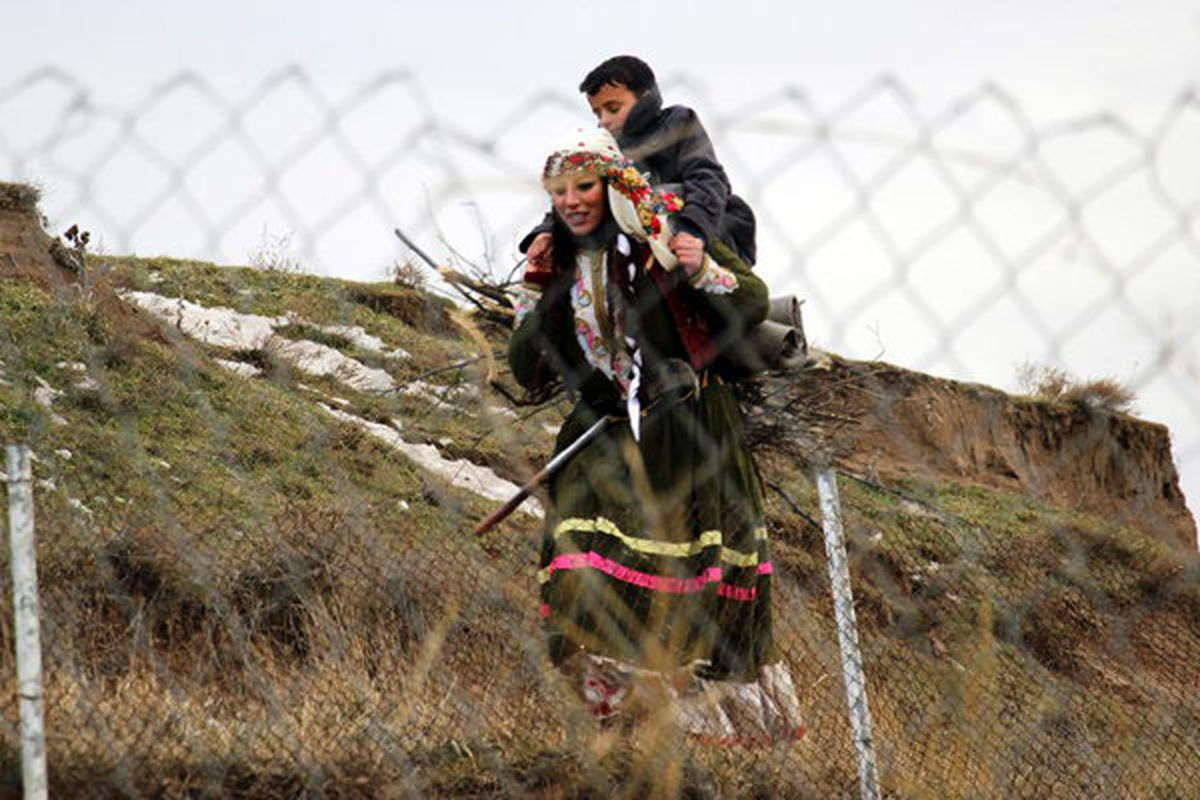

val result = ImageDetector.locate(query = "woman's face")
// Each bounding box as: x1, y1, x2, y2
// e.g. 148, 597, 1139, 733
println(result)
547, 171, 607, 236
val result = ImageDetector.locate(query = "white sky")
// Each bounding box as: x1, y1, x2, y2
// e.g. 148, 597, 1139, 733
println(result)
4, 1, 1198, 129
4, 1, 1200, 526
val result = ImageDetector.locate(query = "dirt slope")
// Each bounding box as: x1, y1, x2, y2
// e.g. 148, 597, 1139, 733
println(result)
799, 355, 1195, 549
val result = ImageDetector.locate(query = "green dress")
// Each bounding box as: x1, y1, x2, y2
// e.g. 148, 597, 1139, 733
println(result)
509, 236, 780, 686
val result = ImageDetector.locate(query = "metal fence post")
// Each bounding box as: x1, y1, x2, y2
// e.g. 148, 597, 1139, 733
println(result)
6, 444, 48, 800
815, 465, 881, 800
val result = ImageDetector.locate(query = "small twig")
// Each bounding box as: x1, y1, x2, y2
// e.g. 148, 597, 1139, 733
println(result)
461, 387, 565, 456
439, 265, 513, 306
395, 356, 484, 388
766, 480, 822, 531
514, 396, 568, 423
487, 376, 563, 408
836, 469, 973, 535
503, 255, 527, 286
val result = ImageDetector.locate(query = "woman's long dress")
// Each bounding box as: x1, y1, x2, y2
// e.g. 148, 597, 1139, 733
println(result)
509, 234, 803, 742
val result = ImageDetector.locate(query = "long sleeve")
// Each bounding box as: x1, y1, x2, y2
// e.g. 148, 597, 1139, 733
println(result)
670, 109, 731, 247
507, 271, 624, 415
632, 106, 730, 248
693, 242, 769, 357
508, 298, 547, 389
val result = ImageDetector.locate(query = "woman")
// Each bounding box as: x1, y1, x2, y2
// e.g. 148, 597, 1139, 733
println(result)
509, 128, 802, 743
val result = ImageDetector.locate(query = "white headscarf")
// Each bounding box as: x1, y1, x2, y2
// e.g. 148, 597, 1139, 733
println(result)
541, 127, 683, 270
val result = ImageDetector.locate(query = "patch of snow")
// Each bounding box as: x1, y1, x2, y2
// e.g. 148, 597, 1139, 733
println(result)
33, 388, 56, 410
33, 379, 66, 424
53, 449, 72, 460
396, 379, 478, 409
57, 362, 99, 390
123, 291, 408, 395
485, 405, 519, 421
33, 377, 61, 406
122, 291, 284, 350
314, 322, 410, 360
268, 338, 394, 393
321, 405, 542, 519
214, 358, 262, 377
68, 497, 92, 516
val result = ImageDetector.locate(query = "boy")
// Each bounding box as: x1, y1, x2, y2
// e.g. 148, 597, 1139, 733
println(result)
523, 55, 757, 274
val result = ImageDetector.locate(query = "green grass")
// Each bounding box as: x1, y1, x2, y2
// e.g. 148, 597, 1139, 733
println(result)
0, 255, 1196, 797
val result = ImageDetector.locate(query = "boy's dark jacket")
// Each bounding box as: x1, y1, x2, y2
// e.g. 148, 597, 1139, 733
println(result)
522, 86, 757, 264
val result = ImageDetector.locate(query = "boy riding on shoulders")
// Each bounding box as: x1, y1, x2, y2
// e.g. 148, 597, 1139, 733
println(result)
522, 55, 757, 278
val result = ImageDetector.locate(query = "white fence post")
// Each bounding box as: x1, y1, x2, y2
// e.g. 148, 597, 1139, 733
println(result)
815, 466, 881, 800
6, 444, 48, 800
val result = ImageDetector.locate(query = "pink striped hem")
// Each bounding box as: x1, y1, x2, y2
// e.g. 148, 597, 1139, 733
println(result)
545, 551, 769, 602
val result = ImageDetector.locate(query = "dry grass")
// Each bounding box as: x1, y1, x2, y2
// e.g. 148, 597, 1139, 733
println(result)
0, 238, 1197, 796
390, 259, 428, 291
1017, 362, 1137, 413
0, 181, 39, 212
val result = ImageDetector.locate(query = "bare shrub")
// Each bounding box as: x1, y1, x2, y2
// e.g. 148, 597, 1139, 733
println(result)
1016, 362, 1135, 413
390, 259, 427, 290
1016, 363, 1072, 400
0, 181, 40, 211
1061, 378, 1137, 413
248, 224, 303, 273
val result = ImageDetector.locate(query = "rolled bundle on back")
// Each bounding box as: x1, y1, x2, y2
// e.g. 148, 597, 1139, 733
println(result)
722, 295, 808, 375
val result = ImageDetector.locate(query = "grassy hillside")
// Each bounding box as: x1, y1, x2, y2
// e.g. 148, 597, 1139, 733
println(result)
1, 192, 1198, 797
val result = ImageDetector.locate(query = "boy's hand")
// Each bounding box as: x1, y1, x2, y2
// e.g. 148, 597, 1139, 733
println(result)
668, 232, 705, 275
525, 233, 554, 288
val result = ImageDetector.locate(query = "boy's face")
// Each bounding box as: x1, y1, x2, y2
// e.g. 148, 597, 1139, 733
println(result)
588, 83, 639, 136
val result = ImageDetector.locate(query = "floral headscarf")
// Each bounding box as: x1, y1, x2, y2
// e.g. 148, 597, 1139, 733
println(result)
542, 127, 683, 269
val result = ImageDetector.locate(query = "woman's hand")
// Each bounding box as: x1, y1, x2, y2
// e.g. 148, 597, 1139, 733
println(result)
668, 231, 705, 275
525, 232, 554, 288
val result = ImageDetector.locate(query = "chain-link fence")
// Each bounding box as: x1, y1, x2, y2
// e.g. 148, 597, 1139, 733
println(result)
1, 67, 1198, 797
4, 67, 1197, 513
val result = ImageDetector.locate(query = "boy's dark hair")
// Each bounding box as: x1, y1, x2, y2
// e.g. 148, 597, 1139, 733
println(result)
579, 56, 656, 96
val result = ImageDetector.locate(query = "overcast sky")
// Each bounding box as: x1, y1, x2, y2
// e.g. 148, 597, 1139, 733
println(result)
5, 1, 1199, 129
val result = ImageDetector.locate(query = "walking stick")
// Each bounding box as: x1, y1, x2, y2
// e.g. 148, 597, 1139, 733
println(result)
392, 229, 613, 534
393, 227, 441, 272
474, 415, 612, 536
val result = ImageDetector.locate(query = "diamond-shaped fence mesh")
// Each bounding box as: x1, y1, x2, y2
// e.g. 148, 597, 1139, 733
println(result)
1, 67, 1198, 797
